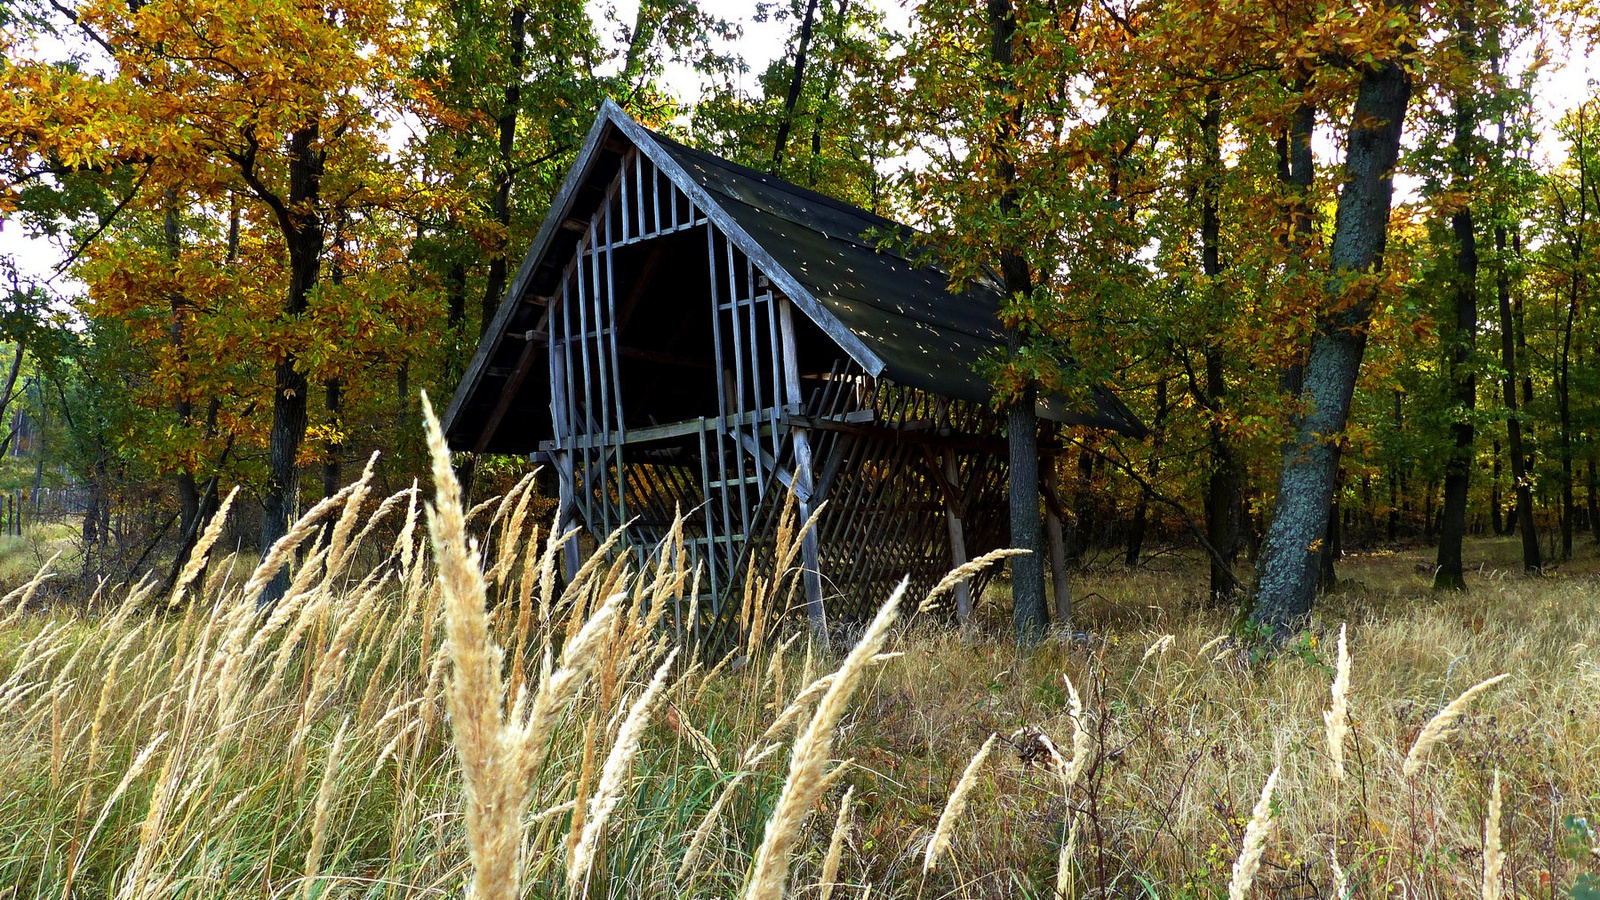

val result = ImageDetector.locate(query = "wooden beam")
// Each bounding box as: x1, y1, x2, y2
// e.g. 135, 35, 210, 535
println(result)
473, 337, 541, 453
1042, 461, 1071, 626
614, 242, 666, 332
779, 295, 827, 637
616, 346, 713, 369
940, 447, 972, 626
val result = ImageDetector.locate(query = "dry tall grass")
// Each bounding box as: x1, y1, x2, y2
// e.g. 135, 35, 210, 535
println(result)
1, 415, 1597, 898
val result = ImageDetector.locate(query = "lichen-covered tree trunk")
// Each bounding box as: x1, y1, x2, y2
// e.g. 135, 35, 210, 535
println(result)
1251, 52, 1412, 638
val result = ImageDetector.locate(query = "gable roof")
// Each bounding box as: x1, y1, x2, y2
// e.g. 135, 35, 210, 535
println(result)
442, 100, 1144, 451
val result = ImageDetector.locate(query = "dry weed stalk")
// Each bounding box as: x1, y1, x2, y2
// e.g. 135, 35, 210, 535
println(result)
1483, 769, 1503, 900
1328, 840, 1348, 899
422, 392, 618, 900
1055, 813, 1080, 900
1324, 624, 1351, 783
818, 785, 854, 900
1226, 767, 1279, 900
1139, 633, 1174, 664
743, 579, 905, 900
568, 648, 679, 891
923, 731, 997, 874
677, 744, 780, 883
166, 487, 239, 609
1402, 673, 1509, 777
302, 717, 350, 899
1063, 674, 1089, 787
917, 548, 1027, 614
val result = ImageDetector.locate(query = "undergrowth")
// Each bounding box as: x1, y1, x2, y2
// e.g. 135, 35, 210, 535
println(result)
0, 405, 1596, 899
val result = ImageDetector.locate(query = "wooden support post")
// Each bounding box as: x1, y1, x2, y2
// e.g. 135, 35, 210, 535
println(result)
555, 449, 581, 580
1041, 460, 1071, 628
939, 447, 973, 626
779, 295, 826, 638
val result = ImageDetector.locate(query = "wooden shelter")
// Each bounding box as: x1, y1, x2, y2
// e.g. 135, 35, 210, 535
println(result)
443, 101, 1142, 637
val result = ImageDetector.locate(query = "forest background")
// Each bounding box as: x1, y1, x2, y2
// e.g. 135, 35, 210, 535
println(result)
2, 0, 1600, 627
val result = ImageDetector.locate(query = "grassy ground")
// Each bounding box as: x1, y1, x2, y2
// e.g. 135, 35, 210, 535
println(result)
0, 521, 82, 588
1, 457, 1596, 900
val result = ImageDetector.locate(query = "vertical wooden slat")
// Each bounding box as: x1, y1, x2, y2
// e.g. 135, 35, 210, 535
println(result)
706, 225, 735, 581
724, 240, 751, 535
589, 216, 612, 535
697, 417, 718, 625
561, 279, 576, 447
635, 150, 646, 239
763, 288, 783, 465
603, 188, 628, 533
555, 449, 581, 580
620, 149, 632, 240
652, 160, 662, 235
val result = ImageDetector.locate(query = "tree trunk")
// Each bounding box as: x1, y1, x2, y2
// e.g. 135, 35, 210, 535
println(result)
323, 378, 343, 498
1042, 461, 1071, 626
1200, 91, 1241, 604
988, 0, 1047, 644
1252, 47, 1412, 637
165, 199, 202, 542
481, 3, 527, 335
258, 123, 324, 606
1434, 23, 1479, 589
1318, 459, 1342, 593
1126, 377, 1166, 567
1556, 107, 1586, 560
1491, 439, 1504, 535
806, 0, 851, 188
1068, 447, 1094, 563
772, 0, 821, 172
1496, 221, 1540, 572
1587, 457, 1600, 543
1559, 279, 1576, 560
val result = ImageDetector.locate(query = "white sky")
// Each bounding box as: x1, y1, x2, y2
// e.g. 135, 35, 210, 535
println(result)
0, 0, 1593, 293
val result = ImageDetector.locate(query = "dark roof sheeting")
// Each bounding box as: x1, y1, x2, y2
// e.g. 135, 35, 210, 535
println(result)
442, 101, 1143, 452
648, 131, 1141, 435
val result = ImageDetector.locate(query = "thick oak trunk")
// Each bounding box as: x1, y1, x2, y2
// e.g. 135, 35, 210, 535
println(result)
1252, 52, 1412, 637
1200, 92, 1241, 604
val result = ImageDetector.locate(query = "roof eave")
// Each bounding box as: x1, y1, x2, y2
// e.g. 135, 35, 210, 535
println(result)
440, 102, 619, 445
